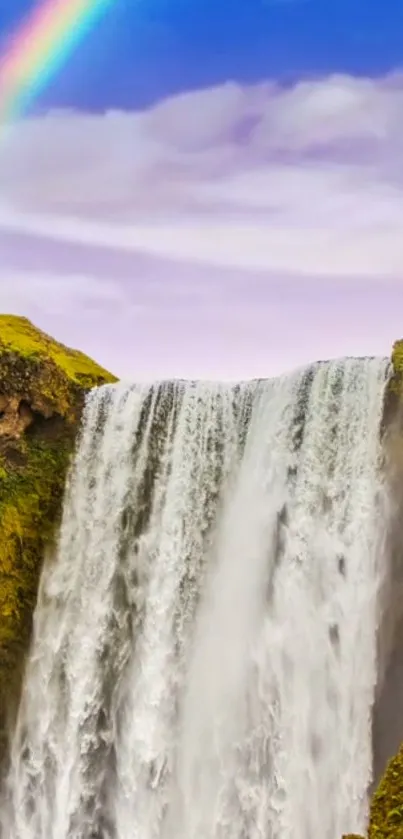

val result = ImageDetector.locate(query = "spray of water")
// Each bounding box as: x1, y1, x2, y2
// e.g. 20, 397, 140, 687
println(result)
0, 359, 390, 839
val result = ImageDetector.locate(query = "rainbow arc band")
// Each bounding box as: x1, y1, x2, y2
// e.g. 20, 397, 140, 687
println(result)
0, 0, 114, 125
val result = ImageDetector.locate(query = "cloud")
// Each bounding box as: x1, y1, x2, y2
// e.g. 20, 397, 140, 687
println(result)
0, 270, 129, 316
0, 73, 402, 376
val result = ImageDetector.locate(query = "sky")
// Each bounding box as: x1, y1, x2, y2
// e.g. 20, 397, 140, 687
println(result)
0, 0, 402, 380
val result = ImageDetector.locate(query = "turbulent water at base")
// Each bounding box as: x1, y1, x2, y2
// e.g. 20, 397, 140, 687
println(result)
0, 358, 392, 839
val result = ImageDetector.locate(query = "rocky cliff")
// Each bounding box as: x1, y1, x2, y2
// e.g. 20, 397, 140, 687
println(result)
0, 314, 116, 752
364, 344, 403, 839
343, 341, 403, 839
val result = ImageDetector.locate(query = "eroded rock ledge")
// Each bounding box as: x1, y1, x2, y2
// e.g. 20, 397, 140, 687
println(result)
0, 314, 116, 752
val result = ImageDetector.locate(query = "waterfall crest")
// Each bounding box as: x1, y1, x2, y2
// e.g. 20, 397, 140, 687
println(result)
0, 359, 390, 839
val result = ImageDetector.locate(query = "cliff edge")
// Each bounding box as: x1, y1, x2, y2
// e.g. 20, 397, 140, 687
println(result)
0, 314, 117, 749
342, 342, 403, 839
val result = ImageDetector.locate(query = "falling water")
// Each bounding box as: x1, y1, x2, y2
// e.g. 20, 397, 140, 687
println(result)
0, 358, 391, 839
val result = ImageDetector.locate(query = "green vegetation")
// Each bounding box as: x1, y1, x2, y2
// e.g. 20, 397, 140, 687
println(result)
0, 437, 70, 677
0, 314, 116, 745
0, 314, 117, 419
368, 746, 403, 839
392, 340, 403, 376
386, 339, 403, 399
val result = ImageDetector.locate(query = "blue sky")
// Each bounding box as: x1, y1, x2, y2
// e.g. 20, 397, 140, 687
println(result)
1, 0, 403, 110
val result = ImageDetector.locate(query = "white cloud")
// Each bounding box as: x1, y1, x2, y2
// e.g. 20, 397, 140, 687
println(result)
0, 73, 402, 282
0, 73, 402, 377
0, 200, 401, 280
0, 271, 130, 316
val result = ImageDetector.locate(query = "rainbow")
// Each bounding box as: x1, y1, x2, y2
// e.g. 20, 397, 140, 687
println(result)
0, 0, 114, 127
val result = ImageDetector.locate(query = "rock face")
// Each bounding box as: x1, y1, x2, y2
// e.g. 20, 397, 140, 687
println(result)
367, 342, 403, 838
0, 314, 117, 751
369, 745, 403, 839
382, 341, 403, 435
342, 341, 403, 839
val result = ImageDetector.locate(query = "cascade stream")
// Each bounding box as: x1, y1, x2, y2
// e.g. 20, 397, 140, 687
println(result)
0, 358, 394, 839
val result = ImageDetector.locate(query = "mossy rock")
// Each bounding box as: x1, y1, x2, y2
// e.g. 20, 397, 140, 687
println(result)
391, 341, 403, 382
382, 339, 403, 435
368, 744, 403, 839
0, 314, 116, 748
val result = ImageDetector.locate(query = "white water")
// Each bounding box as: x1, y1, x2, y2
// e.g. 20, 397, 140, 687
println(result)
0, 359, 390, 839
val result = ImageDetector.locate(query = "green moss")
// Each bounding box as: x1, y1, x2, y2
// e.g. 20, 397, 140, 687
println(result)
385, 339, 403, 399
0, 315, 117, 745
0, 314, 116, 388
0, 438, 70, 663
368, 746, 403, 839
0, 314, 117, 419
392, 341, 403, 375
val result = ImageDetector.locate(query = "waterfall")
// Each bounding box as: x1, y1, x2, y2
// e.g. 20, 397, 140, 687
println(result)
0, 358, 391, 839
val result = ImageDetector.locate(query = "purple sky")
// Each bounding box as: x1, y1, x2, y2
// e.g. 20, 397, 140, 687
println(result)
0, 74, 402, 380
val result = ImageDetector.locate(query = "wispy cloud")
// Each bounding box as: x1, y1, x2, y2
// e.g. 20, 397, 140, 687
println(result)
0, 73, 402, 377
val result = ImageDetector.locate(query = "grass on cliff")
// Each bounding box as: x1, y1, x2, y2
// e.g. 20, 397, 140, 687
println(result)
0, 314, 117, 391
0, 314, 117, 718
0, 315, 117, 660
392, 341, 403, 375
